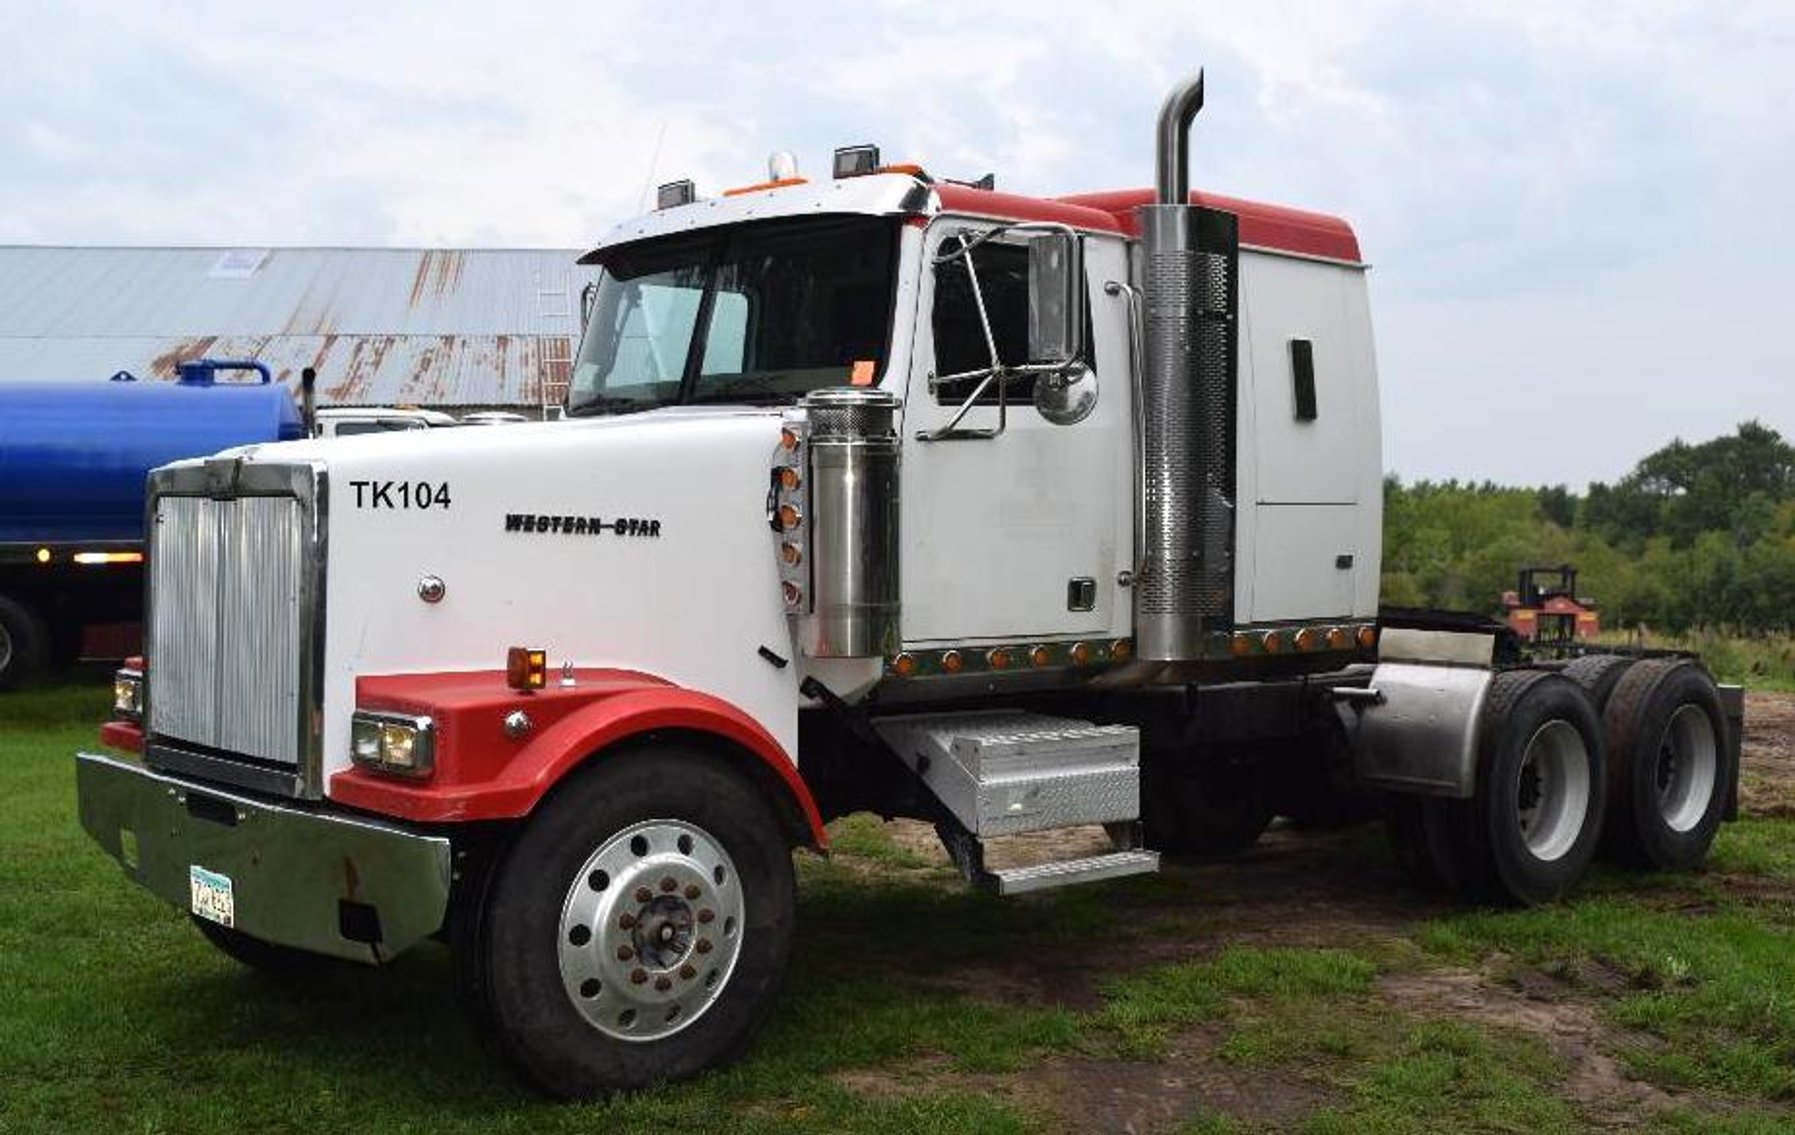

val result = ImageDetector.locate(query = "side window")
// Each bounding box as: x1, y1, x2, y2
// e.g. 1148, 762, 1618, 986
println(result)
930, 239, 1033, 405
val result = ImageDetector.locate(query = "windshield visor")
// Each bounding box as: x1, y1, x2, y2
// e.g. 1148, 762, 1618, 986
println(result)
569, 216, 901, 414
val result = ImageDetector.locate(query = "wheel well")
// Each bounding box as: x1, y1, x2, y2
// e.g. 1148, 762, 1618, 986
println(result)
560, 727, 820, 852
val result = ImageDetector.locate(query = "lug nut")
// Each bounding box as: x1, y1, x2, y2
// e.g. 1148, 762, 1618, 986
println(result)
683, 884, 701, 900
654, 976, 672, 992
697, 909, 715, 924
696, 939, 713, 955
635, 886, 652, 903
680, 964, 697, 980
660, 876, 677, 893
616, 945, 634, 961
630, 968, 647, 985
618, 912, 637, 930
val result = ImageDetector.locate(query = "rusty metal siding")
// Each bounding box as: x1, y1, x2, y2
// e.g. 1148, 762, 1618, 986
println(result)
0, 247, 598, 407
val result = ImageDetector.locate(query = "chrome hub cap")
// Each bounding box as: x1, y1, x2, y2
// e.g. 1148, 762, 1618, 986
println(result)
558, 820, 744, 1042
1656, 704, 1718, 833
1515, 720, 1592, 862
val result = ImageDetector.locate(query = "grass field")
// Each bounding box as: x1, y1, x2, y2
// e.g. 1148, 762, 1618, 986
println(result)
3, 684, 1795, 1133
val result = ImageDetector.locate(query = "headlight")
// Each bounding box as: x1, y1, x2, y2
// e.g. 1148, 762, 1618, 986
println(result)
112, 669, 143, 721
350, 711, 435, 777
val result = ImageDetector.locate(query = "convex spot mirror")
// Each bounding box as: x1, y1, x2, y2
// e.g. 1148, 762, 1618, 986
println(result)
1027, 232, 1085, 366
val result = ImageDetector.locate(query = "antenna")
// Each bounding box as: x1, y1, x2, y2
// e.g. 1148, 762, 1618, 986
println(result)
635, 121, 669, 212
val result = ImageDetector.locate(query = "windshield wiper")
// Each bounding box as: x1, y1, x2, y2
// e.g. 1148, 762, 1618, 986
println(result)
687, 377, 797, 405
566, 394, 662, 418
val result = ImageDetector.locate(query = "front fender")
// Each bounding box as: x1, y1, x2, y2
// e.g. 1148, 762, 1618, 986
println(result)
328, 669, 826, 847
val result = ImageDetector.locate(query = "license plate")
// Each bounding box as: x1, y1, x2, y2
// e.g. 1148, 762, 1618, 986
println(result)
189, 865, 235, 927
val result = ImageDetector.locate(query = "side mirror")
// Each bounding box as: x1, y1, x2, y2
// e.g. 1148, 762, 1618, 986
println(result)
1027, 232, 1085, 365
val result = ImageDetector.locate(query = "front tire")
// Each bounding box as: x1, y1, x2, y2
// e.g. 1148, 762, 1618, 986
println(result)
0, 594, 48, 691
472, 746, 796, 1098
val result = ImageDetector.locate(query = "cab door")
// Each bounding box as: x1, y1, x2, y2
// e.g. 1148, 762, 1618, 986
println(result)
897, 224, 1133, 647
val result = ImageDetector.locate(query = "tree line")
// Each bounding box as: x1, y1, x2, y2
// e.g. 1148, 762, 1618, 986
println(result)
1382, 421, 1795, 635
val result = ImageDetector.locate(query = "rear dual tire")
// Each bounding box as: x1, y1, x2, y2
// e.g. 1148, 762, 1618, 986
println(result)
1388, 671, 1606, 906
1600, 659, 1731, 871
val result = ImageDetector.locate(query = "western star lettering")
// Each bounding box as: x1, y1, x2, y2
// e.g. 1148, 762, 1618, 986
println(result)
350, 480, 452, 509
504, 513, 663, 538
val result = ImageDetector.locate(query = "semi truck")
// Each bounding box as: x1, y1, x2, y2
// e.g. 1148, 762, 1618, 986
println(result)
0, 360, 304, 689
75, 72, 1741, 1097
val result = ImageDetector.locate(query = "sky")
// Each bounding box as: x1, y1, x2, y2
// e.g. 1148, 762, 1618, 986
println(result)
1, 0, 1790, 489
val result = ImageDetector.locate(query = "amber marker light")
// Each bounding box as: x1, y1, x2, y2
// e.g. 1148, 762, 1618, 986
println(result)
1261, 631, 1285, 654
1326, 626, 1353, 651
34, 547, 50, 564
1357, 625, 1379, 651
1111, 639, 1133, 662
1230, 633, 1253, 657
890, 653, 917, 677
1029, 645, 1052, 668
776, 504, 802, 531
1294, 628, 1322, 652
506, 646, 548, 691
778, 467, 801, 490
940, 649, 964, 674
779, 428, 800, 452
986, 647, 1011, 670
780, 542, 802, 566
782, 581, 803, 606
1069, 642, 1091, 666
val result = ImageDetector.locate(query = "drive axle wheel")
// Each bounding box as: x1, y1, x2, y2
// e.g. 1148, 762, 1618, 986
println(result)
1450, 671, 1607, 906
472, 747, 795, 1098
1601, 659, 1731, 871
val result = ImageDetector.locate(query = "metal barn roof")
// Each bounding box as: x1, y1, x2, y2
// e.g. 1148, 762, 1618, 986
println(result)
0, 247, 600, 407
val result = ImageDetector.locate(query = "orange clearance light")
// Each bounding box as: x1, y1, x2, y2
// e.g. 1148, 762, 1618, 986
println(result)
1069, 642, 1092, 667
1294, 628, 1322, 652
891, 652, 917, 677
506, 646, 547, 691
986, 647, 1011, 670
1229, 632, 1253, 657
779, 428, 800, 452
1029, 645, 1052, 668
778, 466, 801, 491
1111, 638, 1133, 662
1261, 631, 1285, 654
1326, 626, 1353, 651
1357, 625, 1378, 651
776, 503, 802, 531
940, 649, 964, 674
780, 542, 803, 566
34, 547, 51, 564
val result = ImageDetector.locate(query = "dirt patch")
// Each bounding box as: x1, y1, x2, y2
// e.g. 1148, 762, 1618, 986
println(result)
834, 1036, 1338, 1135
1380, 967, 1674, 1125
1740, 691, 1795, 816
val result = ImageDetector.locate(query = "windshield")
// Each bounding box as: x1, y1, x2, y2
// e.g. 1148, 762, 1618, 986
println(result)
568, 216, 900, 414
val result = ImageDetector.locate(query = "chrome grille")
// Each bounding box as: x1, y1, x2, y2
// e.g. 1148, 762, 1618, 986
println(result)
148, 487, 310, 772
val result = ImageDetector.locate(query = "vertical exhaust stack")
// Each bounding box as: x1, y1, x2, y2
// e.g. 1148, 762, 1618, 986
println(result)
1135, 69, 1240, 662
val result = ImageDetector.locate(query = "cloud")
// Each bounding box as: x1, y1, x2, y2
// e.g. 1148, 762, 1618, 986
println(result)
0, 0, 1787, 484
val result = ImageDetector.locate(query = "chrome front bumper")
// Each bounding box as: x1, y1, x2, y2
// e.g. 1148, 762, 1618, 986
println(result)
76, 752, 451, 964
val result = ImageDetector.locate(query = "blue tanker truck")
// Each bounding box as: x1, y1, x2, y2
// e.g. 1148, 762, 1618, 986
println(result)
0, 361, 304, 689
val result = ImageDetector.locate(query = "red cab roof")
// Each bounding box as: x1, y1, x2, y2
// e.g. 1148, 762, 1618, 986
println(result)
933, 183, 1361, 263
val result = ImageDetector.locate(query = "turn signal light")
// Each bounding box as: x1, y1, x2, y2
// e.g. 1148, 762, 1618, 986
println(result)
506, 646, 547, 691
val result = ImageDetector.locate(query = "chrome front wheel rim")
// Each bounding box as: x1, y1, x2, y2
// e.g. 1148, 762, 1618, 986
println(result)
557, 819, 745, 1042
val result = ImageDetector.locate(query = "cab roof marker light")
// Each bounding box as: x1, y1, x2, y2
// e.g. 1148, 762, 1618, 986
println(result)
833, 144, 881, 179
656, 179, 697, 210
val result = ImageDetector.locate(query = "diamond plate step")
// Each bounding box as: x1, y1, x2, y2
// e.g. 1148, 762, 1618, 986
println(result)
989, 850, 1160, 896
873, 710, 1140, 837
